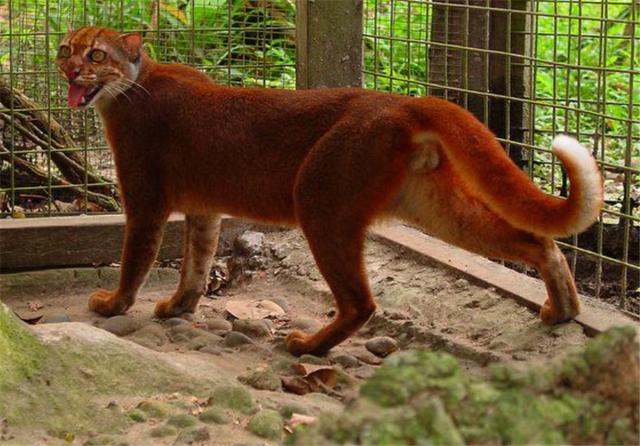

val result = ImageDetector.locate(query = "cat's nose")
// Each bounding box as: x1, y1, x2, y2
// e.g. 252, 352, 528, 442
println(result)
67, 67, 81, 80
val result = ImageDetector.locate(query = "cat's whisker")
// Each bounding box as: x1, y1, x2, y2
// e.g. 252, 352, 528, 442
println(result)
119, 78, 151, 97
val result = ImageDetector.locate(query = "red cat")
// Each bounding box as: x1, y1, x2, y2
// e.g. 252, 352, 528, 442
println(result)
56, 27, 603, 355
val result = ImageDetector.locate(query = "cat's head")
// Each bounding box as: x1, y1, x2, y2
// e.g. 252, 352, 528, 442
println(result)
56, 27, 143, 109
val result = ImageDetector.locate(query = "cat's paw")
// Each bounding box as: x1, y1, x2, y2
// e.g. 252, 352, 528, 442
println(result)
539, 300, 578, 325
154, 298, 195, 319
285, 330, 312, 357
89, 289, 130, 316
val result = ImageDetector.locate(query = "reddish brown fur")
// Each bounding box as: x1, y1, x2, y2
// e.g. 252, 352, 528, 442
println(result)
56, 27, 602, 355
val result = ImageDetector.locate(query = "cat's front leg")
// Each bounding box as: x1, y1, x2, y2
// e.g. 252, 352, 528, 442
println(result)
89, 217, 167, 316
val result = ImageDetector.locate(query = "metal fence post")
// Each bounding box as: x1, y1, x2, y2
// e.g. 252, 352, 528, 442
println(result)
296, 0, 363, 89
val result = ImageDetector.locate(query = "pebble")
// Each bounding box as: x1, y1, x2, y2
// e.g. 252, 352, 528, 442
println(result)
234, 231, 266, 257
232, 319, 271, 338
331, 354, 359, 369
175, 426, 210, 444
128, 323, 168, 348
224, 331, 254, 348
354, 349, 383, 365
298, 354, 329, 365
199, 345, 223, 355
290, 318, 322, 333
100, 315, 140, 337
188, 333, 223, 351
41, 313, 70, 324
165, 317, 190, 327
205, 318, 232, 335
365, 336, 398, 357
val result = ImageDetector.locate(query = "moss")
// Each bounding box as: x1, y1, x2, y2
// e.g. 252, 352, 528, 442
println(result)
199, 407, 230, 425
126, 409, 147, 423
209, 385, 258, 415
166, 413, 197, 428
248, 409, 283, 440
290, 327, 639, 445
137, 401, 174, 419
149, 424, 177, 438
238, 365, 282, 391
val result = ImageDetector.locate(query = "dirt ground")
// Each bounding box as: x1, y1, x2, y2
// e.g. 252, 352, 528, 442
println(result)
2, 228, 596, 444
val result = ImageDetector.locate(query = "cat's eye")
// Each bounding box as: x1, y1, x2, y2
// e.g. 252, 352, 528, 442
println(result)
88, 49, 106, 63
57, 45, 71, 59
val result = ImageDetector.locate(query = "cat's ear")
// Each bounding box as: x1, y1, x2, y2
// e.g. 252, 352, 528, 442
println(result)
120, 33, 143, 61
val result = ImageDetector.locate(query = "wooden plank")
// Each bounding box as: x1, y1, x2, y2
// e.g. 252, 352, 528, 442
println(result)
371, 224, 638, 335
295, 0, 363, 89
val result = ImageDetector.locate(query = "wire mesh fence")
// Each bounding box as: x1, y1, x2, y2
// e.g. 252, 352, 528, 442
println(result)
363, 0, 639, 314
0, 0, 296, 216
1, 0, 638, 314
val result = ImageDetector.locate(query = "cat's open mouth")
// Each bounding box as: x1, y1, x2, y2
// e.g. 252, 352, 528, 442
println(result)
68, 82, 103, 108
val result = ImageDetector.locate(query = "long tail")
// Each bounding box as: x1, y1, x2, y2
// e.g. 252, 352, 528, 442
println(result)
407, 97, 603, 238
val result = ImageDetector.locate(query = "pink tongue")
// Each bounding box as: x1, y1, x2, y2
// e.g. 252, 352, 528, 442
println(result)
68, 83, 88, 108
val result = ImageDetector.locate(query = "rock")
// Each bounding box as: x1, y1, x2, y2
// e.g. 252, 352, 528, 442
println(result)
149, 424, 177, 438
331, 354, 359, 369
167, 413, 197, 428
137, 400, 173, 419
247, 409, 283, 440
270, 297, 289, 312
188, 333, 223, 351
298, 354, 329, 365
354, 350, 383, 365
165, 317, 190, 327
127, 323, 168, 348
199, 407, 229, 425
232, 319, 270, 338
209, 385, 258, 415
199, 345, 222, 355
175, 426, 210, 444
126, 408, 147, 422
168, 324, 205, 341
41, 313, 70, 324
290, 318, 322, 333
205, 318, 232, 335
239, 366, 282, 391
365, 336, 399, 358
100, 315, 140, 337
271, 242, 291, 260
454, 278, 469, 289
224, 331, 254, 348
234, 231, 266, 257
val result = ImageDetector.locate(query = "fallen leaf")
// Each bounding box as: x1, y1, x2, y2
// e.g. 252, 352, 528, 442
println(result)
225, 299, 285, 320
293, 363, 338, 392
281, 376, 311, 395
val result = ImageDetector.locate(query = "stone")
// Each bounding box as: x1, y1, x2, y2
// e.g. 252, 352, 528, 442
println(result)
199, 345, 222, 355
188, 333, 223, 351
166, 413, 197, 428
238, 366, 282, 391
331, 354, 359, 369
365, 336, 398, 358
232, 319, 270, 338
168, 324, 204, 340
247, 409, 283, 440
126, 408, 147, 422
224, 331, 254, 348
234, 231, 266, 257
165, 317, 190, 327
290, 318, 322, 333
205, 318, 232, 335
209, 385, 258, 415
100, 315, 140, 337
199, 407, 229, 425
41, 313, 70, 324
298, 354, 329, 365
175, 426, 210, 444
354, 350, 383, 366
149, 424, 177, 438
127, 323, 168, 348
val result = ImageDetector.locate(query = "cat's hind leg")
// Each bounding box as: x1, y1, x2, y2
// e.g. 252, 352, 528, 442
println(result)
154, 214, 221, 318
389, 165, 580, 324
